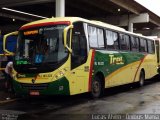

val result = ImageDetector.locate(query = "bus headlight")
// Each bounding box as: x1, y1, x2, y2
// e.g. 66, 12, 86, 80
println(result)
54, 68, 67, 79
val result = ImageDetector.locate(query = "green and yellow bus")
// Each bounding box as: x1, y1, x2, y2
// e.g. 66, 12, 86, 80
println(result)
4, 17, 158, 97
1, 34, 17, 72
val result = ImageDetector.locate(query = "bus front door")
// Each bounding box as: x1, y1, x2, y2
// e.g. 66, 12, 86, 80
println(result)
68, 34, 89, 95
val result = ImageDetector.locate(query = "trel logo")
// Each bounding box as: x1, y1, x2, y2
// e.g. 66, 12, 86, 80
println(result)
109, 54, 124, 65
17, 74, 26, 78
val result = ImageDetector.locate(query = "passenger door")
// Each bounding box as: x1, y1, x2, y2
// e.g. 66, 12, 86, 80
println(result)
68, 22, 89, 95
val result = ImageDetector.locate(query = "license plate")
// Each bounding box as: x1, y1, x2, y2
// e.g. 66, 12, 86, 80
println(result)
30, 91, 40, 96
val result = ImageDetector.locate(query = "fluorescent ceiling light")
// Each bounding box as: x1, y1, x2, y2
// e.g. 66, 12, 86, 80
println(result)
2, 7, 48, 19
143, 27, 150, 30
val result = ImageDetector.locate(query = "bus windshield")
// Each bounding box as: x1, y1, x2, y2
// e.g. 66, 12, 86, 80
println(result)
14, 25, 68, 73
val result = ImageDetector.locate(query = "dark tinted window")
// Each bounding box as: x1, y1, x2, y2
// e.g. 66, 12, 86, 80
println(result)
140, 38, 147, 52
131, 36, 139, 52
147, 40, 155, 54
119, 33, 130, 51
71, 22, 87, 69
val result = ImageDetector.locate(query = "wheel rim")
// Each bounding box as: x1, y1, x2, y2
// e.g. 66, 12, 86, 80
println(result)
92, 80, 100, 95
140, 77, 144, 86
140, 72, 144, 86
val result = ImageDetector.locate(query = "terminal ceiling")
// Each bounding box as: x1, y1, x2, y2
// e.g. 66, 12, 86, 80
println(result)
0, 0, 160, 34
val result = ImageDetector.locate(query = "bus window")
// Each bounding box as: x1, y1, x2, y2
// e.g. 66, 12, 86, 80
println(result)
140, 38, 147, 52
119, 33, 130, 51
88, 26, 98, 48
106, 30, 119, 50
131, 36, 139, 52
148, 40, 155, 54
155, 40, 160, 63
97, 28, 104, 48
71, 22, 87, 69
88, 26, 105, 48
15, 25, 68, 73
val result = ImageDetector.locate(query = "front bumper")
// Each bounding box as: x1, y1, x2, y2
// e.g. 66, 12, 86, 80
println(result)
12, 77, 70, 96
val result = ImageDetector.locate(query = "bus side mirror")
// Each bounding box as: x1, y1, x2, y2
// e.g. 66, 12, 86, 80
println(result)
63, 25, 73, 53
3, 31, 18, 55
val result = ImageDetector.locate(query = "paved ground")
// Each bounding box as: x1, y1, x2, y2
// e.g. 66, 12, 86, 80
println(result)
0, 76, 160, 120
0, 73, 15, 102
0, 91, 14, 101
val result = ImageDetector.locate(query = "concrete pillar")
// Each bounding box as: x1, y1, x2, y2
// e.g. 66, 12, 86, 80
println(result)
56, 0, 65, 17
128, 22, 133, 32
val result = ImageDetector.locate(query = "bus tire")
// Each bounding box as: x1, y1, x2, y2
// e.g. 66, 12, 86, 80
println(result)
158, 67, 160, 76
138, 70, 145, 87
91, 76, 104, 98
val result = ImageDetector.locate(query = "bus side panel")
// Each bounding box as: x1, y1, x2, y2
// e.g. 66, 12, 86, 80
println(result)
93, 50, 149, 88
141, 54, 157, 79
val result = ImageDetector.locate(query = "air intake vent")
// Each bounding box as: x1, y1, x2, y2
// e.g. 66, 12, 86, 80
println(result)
21, 83, 48, 90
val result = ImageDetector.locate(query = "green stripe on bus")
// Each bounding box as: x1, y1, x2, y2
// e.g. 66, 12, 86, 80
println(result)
94, 51, 145, 77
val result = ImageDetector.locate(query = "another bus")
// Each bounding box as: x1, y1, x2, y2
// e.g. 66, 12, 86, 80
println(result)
0, 33, 17, 70
0, 34, 17, 88
4, 17, 158, 98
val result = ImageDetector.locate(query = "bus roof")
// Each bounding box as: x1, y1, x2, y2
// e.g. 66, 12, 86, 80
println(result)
20, 17, 125, 31
20, 17, 154, 41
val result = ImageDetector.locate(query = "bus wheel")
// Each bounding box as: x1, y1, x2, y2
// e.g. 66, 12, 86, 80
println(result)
158, 67, 160, 76
91, 76, 104, 98
138, 70, 145, 87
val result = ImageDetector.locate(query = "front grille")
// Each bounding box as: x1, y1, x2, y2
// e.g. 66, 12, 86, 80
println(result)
21, 83, 48, 90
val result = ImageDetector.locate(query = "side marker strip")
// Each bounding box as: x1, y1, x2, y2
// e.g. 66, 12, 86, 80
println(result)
133, 55, 146, 82
88, 50, 95, 92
